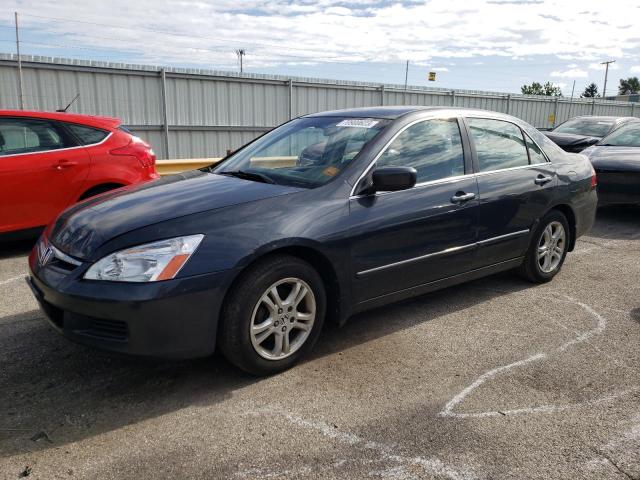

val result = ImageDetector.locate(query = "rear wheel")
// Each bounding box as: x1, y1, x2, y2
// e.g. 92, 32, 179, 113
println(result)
219, 255, 326, 375
518, 210, 570, 283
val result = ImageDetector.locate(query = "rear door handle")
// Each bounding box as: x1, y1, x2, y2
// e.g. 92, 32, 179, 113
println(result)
534, 174, 552, 185
53, 159, 78, 170
451, 192, 476, 204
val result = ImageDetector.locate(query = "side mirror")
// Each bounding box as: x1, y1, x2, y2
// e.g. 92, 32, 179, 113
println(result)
371, 166, 417, 192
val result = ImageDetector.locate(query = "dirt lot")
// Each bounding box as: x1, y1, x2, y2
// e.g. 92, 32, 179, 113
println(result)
1, 207, 639, 480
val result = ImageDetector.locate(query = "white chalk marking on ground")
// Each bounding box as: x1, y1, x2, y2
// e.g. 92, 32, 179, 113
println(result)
244, 407, 473, 480
440, 293, 635, 418
0, 275, 25, 286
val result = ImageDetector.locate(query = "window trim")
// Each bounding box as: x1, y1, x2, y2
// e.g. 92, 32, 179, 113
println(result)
0, 116, 112, 158
349, 115, 468, 197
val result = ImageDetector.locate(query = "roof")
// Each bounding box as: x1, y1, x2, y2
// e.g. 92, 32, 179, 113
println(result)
572, 115, 639, 122
0, 109, 121, 129
303, 106, 459, 120
303, 106, 522, 121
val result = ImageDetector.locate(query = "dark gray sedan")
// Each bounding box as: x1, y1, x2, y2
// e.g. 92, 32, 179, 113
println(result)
544, 116, 639, 153
583, 122, 640, 206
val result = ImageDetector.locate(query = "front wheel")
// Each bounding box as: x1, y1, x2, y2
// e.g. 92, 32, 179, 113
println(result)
219, 255, 326, 375
518, 210, 570, 283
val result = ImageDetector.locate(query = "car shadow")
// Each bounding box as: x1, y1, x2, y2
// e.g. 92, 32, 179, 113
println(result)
0, 271, 535, 457
587, 206, 640, 241
0, 239, 37, 260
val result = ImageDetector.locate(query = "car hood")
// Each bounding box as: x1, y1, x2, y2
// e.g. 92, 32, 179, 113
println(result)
582, 145, 640, 172
50, 170, 303, 259
543, 131, 600, 151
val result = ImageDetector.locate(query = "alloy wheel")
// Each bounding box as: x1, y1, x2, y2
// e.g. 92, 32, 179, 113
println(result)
249, 277, 316, 360
537, 221, 566, 273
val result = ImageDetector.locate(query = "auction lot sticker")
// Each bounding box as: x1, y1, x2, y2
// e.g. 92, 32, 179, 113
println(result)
336, 119, 379, 128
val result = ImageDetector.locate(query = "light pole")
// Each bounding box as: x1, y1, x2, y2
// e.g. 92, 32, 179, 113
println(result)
14, 11, 24, 110
601, 60, 615, 98
235, 49, 246, 74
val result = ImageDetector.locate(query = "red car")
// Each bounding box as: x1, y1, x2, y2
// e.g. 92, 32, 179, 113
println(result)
0, 110, 159, 239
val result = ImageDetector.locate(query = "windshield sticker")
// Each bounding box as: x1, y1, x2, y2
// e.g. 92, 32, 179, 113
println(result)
336, 119, 379, 128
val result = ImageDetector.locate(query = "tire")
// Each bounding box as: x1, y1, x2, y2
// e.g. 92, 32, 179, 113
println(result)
218, 255, 326, 376
518, 210, 570, 283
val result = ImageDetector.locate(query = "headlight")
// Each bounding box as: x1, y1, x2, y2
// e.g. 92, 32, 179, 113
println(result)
84, 235, 204, 282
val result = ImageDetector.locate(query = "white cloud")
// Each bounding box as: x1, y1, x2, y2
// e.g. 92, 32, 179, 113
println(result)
550, 69, 588, 78
631, 66, 640, 73
0, 0, 639, 71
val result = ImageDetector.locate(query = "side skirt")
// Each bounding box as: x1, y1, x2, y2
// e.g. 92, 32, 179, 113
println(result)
351, 257, 524, 315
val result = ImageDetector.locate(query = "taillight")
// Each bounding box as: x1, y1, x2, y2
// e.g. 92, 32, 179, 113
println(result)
110, 136, 156, 168
590, 165, 597, 189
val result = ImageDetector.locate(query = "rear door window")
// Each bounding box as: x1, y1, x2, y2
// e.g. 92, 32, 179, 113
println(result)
0, 118, 72, 156
467, 118, 529, 172
65, 123, 109, 145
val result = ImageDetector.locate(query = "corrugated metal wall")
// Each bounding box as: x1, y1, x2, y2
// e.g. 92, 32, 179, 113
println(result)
1, 54, 638, 159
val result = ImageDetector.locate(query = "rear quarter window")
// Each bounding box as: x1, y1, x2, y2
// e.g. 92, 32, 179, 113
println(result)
526, 126, 566, 162
65, 123, 109, 145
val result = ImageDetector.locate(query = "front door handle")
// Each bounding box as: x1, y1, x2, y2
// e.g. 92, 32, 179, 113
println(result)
534, 174, 552, 186
53, 159, 78, 170
451, 192, 476, 204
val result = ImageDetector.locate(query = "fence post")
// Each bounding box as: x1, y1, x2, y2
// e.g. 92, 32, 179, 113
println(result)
451, 90, 455, 106
287, 79, 293, 119
553, 96, 559, 127
631, 102, 635, 117
159, 68, 170, 160
506, 94, 511, 114
380, 84, 385, 106
591, 99, 596, 115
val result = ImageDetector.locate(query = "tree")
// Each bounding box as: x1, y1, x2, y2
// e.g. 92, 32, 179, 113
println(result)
581, 83, 600, 98
521, 81, 562, 96
618, 77, 640, 95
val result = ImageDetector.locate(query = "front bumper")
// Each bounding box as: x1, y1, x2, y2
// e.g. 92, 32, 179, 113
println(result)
28, 249, 237, 359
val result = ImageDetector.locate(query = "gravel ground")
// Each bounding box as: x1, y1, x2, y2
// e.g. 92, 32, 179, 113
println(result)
1, 207, 639, 480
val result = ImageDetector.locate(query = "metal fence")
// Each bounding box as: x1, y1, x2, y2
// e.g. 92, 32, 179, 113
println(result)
1, 53, 638, 159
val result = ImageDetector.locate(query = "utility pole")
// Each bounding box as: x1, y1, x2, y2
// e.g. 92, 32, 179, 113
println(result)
14, 11, 24, 110
404, 60, 409, 90
235, 49, 246, 74
567, 80, 576, 119
601, 60, 615, 98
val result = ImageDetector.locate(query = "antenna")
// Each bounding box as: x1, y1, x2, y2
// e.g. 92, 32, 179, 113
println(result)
56, 93, 80, 112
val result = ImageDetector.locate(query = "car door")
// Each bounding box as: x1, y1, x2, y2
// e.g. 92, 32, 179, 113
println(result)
465, 117, 557, 268
0, 117, 91, 233
349, 117, 479, 304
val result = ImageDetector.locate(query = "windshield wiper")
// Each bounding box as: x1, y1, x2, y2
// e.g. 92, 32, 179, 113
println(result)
219, 170, 276, 184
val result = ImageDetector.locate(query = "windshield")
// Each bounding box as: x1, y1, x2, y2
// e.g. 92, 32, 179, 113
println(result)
599, 123, 640, 147
553, 118, 615, 137
213, 116, 389, 188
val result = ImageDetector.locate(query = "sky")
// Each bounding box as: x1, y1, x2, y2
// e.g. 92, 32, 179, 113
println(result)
2, 0, 640, 96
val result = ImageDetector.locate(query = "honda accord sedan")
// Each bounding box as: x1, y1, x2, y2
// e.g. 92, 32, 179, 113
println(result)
28, 107, 598, 375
